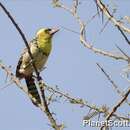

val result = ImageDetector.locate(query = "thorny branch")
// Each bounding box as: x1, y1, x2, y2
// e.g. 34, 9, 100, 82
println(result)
101, 87, 130, 130
97, 63, 130, 130
117, 26, 130, 46
97, 63, 130, 106
96, 0, 130, 48
52, 0, 130, 129
96, 0, 130, 34
0, 62, 129, 124
0, 2, 62, 130
52, 0, 128, 61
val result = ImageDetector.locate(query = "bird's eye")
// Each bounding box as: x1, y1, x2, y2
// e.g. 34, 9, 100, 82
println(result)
45, 28, 51, 32
47, 28, 51, 31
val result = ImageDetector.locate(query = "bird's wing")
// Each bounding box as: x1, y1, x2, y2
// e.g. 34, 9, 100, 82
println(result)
16, 38, 37, 78
16, 54, 23, 78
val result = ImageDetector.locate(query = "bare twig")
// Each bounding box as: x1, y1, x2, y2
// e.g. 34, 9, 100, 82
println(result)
100, 9, 116, 34
97, 63, 130, 129
97, 63, 130, 106
96, 0, 130, 34
72, 0, 79, 14
0, 81, 13, 92
51, 1, 130, 129
94, 0, 100, 17
0, 62, 129, 123
101, 87, 130, 130
115, 45, 130, 61
52, 0, 128, 61
117, 26, 130, 45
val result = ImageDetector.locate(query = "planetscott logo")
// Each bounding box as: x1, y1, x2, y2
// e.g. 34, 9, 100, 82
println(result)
83, 120, 130, 127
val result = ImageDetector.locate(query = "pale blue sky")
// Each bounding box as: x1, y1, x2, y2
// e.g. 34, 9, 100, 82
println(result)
0, 0, 130, 130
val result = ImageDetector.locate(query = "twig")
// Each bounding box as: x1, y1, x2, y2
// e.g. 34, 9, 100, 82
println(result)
100, 9, 116, 34
0, 81, 13, 92
101, 87, 130, 130
115, 44, 130, 61
0, 61, 128, 123
96, 0, 130, 34
97, 63, 130, 106
97, 63, 130, 129
72, 0, 79, 14
52, 0, 128, 61
117, 26, 130, 46
94, 0, 100, 17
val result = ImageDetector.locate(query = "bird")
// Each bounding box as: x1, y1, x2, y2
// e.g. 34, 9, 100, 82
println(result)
16, 28, 59, 106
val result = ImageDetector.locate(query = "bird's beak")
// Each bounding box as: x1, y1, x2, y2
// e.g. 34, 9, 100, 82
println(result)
50, 28, 59, 35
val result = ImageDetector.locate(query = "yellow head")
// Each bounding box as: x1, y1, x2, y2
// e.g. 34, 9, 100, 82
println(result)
36, 28, 59, 54
36, 28, 59, 40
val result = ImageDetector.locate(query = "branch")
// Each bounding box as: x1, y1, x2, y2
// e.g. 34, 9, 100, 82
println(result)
101, 87, 130, 130
97, 63, 130, 106
0, 62, 64, 130
96, 0, 130, 46
52, 0, 128, 61
97, 63, 130, 129
96, 0, 130, 34
117, 26, 130, 46
0, 61, 129, 124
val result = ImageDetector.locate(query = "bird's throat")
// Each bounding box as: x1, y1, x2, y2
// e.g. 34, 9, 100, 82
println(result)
37, 38, 52, 55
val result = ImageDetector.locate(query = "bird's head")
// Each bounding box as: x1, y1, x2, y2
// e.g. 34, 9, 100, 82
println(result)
36, 28, 59, 40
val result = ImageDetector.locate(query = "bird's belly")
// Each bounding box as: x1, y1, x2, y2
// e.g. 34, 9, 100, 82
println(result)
20, 52, 48, 76
35, 54, 47, 70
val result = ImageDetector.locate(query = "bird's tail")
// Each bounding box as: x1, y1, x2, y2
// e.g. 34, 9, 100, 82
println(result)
25, 76, 41, 106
